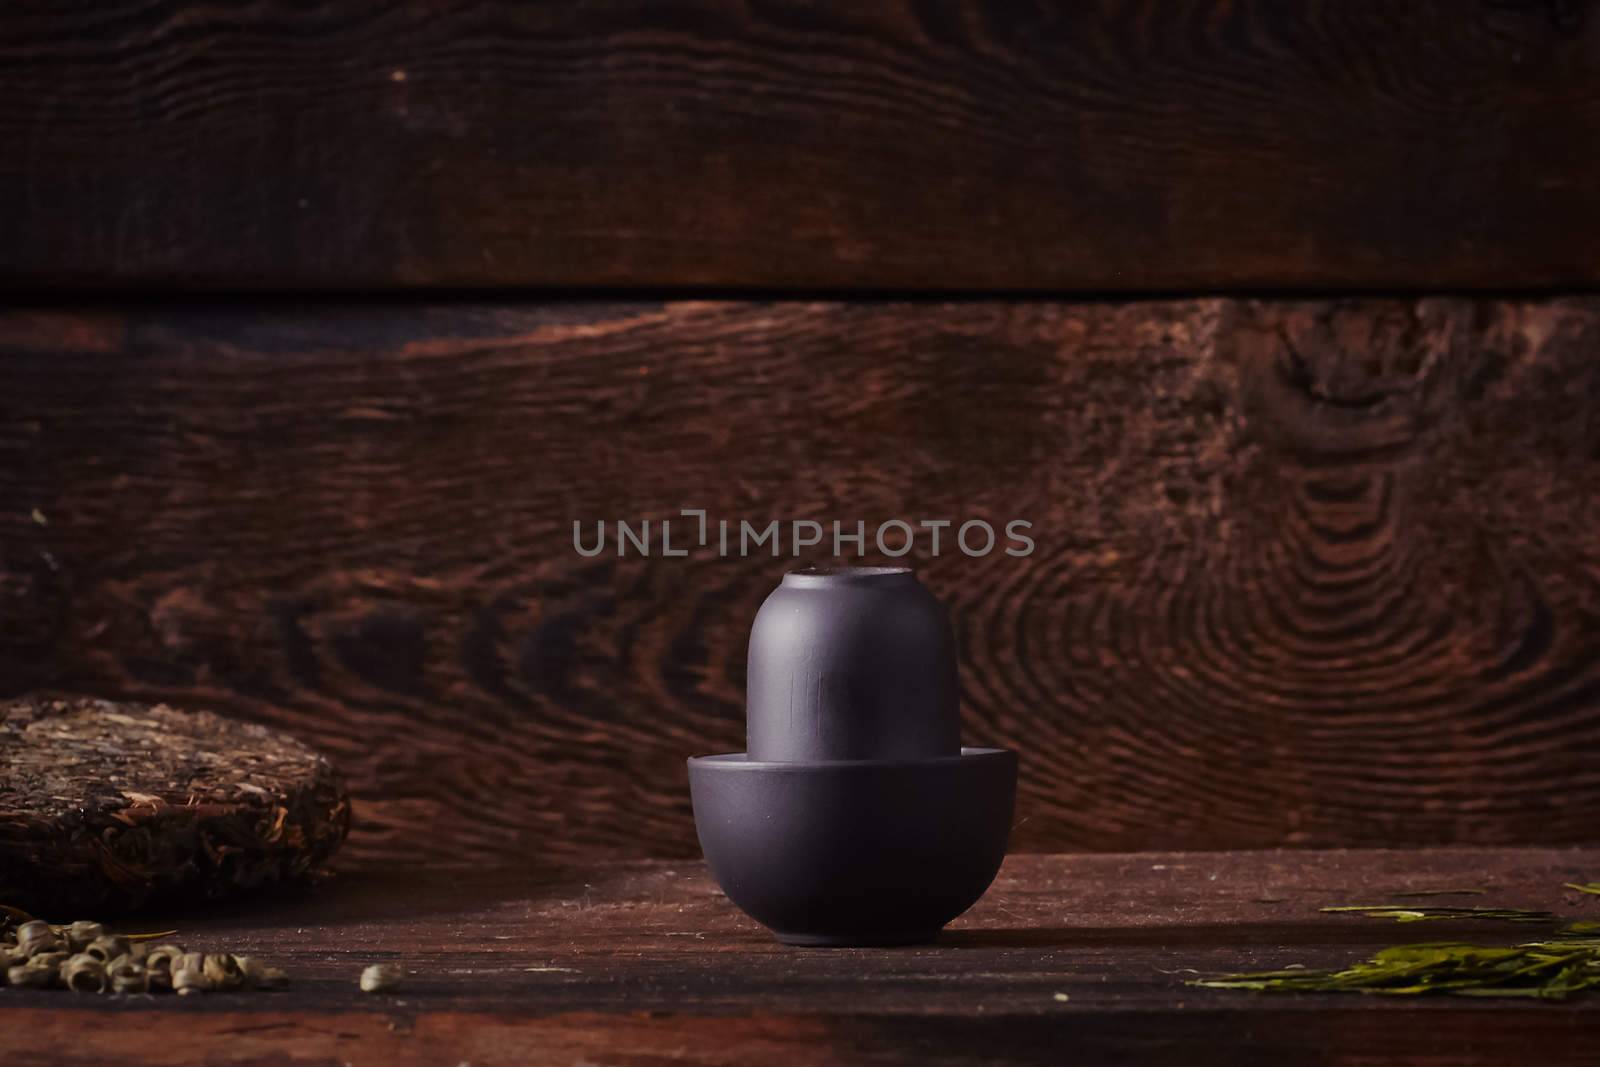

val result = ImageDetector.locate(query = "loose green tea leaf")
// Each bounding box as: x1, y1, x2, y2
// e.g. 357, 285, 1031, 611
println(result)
1193, 937, 1600, 1000
1197, 884, 1600, 1000
1319, 906, 1555, 923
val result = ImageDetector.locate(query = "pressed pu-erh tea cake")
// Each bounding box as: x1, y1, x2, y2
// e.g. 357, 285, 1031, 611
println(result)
0, 696, 349, 916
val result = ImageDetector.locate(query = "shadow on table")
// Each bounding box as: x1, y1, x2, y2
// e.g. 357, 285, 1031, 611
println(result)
126, 864, 578, 930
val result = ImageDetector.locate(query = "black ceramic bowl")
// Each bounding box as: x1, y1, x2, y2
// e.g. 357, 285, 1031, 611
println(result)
688, 747, 1017, 946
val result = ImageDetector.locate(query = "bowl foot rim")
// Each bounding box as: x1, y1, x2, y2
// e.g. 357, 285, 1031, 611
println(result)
773, 927, 943, 947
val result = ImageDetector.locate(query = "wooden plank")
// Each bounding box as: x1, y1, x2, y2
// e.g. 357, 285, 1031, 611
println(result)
7, 849, 1600, 1065
4, 298, 1600, 865
1, 1, 1598, 291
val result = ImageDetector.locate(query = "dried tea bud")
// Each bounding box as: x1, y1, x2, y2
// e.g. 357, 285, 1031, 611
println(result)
111, 970, 149, 994
232, 955, 261, 989
359, 962, 404, 993
144, 944, 185, 990
17, 920, 58, 957
61, 953, 108, 993
202, 952, 243, 991
231, 954, 257, 983
108, 956, 148, 995
8, 961, 56, 989
172, 960, 208, 996
0, 944, 26, 971
145, 943, 185, 968
234, 957, 289, 991
64, 921, 104, 952
30, 951, 69, 972
84, 934, 130, 963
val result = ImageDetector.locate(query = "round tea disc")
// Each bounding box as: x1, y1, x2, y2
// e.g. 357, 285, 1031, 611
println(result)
0, 696, 350, 917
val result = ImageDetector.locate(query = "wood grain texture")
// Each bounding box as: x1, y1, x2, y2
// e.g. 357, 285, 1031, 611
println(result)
9, 849, 1600, 1065
2, 0, 1599, 291
5, 298, 1600, 865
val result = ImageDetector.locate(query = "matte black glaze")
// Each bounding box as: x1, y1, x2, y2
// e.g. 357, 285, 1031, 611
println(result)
689, 749, 1016, 946
689, 567, 1018, 946
747, 567, 959, 762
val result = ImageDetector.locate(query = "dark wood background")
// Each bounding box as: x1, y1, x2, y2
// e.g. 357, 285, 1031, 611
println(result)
2, 0, 1598, 292
6, 297, 1600, 868
5, 0, 1600, 869
12, 5, 1600, 1062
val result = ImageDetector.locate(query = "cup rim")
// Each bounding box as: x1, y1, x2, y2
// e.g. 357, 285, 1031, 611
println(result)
687, 746, 1012, 772
782, 565, 914, 588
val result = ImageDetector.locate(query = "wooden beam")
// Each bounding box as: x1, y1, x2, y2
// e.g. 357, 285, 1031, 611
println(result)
1, 2, 1597, 291
3, 298, 1600, 864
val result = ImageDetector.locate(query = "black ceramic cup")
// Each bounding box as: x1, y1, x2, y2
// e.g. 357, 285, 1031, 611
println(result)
745, 566, 960, 762
688, 566, 1017, 946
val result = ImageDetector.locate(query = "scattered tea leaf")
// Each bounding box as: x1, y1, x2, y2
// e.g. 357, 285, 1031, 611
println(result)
360, 962, 405, 993
1319, 906, 1555, 924
1196, 883, 1600, 1000
1388, 888, 1488, 899
1193, 937, 1600, 1000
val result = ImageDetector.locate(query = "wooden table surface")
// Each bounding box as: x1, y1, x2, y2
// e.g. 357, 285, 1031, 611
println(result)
9, 848, 1600, 1065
